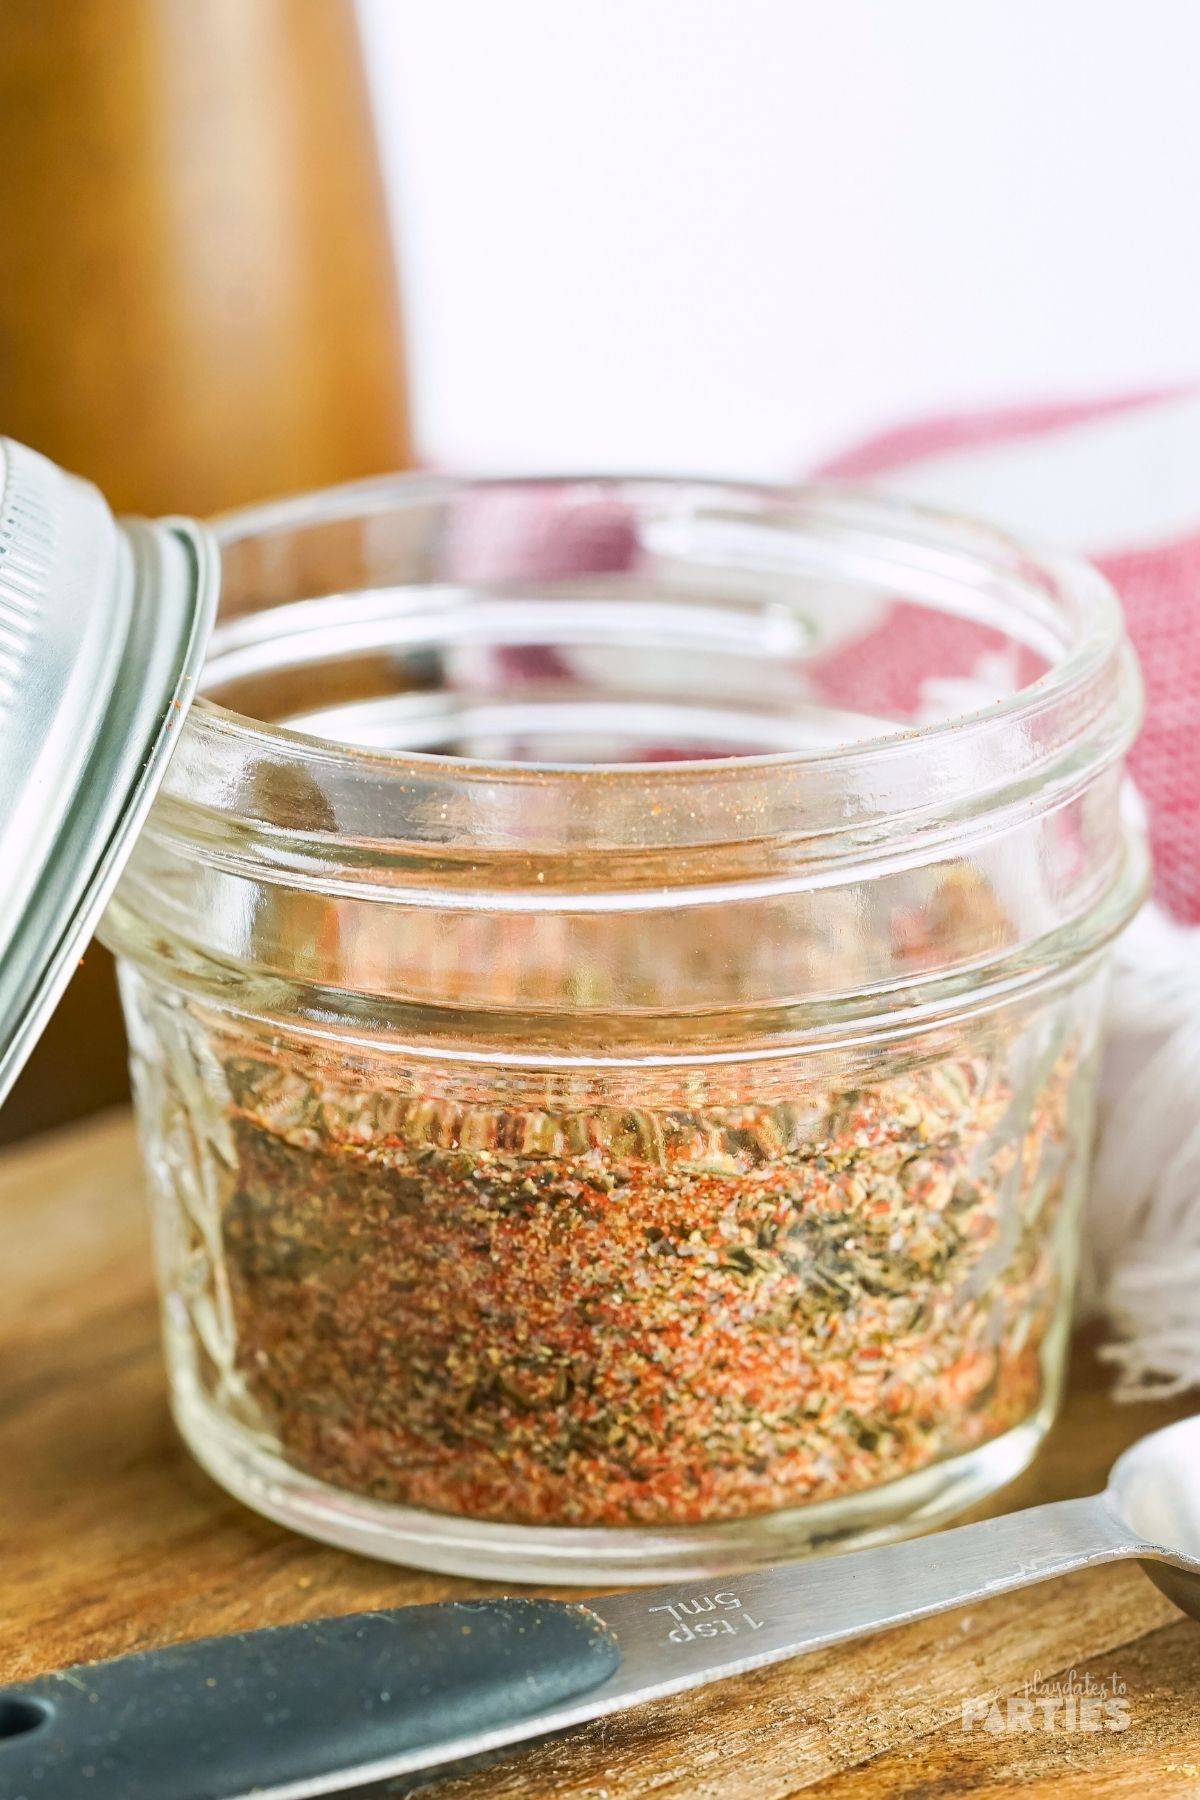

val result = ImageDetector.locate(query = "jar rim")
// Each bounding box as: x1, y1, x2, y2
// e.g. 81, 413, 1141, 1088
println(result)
108, 474, 1150, 1042
154, 472, 1141, 873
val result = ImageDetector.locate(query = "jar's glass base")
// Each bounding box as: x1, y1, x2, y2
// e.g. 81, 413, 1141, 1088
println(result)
173, 1372, 1057, 1585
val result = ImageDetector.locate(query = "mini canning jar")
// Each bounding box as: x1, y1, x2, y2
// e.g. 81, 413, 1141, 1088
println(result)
100, 476, 1145, 1583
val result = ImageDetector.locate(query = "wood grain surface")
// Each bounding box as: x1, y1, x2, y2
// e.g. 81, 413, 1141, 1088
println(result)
2, 1112, 1199, 1797
0, 0, 410, 1144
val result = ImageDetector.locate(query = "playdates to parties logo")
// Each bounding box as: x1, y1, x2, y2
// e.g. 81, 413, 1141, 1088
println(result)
961, 1668, 1131, 1734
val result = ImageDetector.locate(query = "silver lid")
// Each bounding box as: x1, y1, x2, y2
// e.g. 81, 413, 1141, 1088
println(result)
0, 438, 218, 1107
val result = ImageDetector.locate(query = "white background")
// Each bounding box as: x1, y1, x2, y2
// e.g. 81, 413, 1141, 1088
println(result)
359, 0, 1200, 479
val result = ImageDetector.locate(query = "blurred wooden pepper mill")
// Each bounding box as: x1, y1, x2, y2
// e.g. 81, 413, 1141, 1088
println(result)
0, 0, 411, 1142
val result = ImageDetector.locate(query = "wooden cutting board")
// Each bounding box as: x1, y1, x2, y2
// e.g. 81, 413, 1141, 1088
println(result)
3, 1110, 1199, 1797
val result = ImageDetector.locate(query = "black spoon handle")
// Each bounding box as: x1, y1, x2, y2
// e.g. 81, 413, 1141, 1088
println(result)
0, 1598, 621, 1800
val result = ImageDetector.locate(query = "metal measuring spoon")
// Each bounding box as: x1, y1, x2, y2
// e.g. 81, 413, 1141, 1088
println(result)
3, 1414, 1199, 1800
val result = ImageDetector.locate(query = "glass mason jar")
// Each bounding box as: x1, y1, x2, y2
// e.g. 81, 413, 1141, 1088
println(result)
100, 476, 1144, 1583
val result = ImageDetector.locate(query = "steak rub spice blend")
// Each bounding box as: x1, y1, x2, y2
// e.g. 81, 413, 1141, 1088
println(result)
103, 476, 1143, 1580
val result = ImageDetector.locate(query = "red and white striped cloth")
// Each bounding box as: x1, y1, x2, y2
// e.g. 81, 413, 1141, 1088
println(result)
819, 389, 1200, 1397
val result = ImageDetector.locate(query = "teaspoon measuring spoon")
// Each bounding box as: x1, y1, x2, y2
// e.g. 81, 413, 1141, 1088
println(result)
4, 1414, 1200, 1800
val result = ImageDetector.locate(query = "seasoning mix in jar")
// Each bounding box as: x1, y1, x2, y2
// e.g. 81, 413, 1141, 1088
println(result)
88, 475, 1143, 1582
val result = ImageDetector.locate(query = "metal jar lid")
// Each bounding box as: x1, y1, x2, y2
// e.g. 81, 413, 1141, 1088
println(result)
0, 438, 219, 1107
